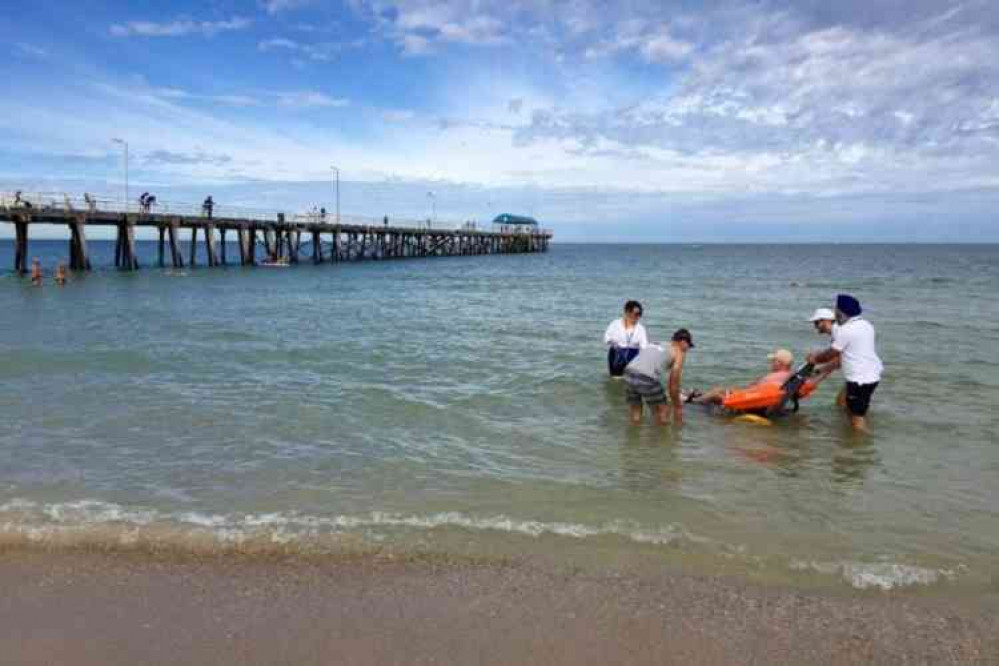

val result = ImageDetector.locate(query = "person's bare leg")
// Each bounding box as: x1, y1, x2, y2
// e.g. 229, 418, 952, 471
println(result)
850, 415, 869, 432
695, 387, 727, 405
629, 404, 643, 425
655, 404, 670, 426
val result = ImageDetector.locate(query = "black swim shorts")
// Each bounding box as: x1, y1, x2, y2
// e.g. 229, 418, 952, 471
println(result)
845, 381, 878, 417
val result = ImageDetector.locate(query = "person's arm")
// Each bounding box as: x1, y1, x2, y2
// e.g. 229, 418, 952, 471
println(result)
636, 324, 649, 349
807, 347, 840, 365
603, 320, 619, 347
668, 349, 685, 421
812, 358, 841, 383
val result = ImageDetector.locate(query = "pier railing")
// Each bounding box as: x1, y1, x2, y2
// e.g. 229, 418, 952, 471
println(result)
0, 191, 550, 235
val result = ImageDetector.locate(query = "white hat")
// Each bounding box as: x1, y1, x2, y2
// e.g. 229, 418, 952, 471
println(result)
767, 349, 794, 366
809, 307, 835, 322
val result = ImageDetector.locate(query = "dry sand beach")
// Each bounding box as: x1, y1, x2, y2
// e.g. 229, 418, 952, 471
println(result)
2, 546, 997, 666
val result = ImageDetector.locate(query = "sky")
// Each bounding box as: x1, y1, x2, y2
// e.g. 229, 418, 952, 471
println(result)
1, 0, 998, 241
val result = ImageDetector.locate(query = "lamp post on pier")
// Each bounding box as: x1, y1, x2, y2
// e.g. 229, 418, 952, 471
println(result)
426, 191, 436, 229
112, 138, 129, 211
330, 166, 340, 224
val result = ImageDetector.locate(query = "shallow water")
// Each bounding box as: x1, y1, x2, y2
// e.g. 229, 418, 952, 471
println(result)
1, 241, 997, 593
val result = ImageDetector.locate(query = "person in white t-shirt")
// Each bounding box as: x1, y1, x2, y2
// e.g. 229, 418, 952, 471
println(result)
603, 300, 649, 378
807, 295, 884, 431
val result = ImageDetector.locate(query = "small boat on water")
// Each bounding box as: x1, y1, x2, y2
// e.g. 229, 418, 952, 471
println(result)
260, 258, 290, 268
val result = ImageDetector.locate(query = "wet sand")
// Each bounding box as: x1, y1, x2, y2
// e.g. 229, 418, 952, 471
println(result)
1, 548, 997, 666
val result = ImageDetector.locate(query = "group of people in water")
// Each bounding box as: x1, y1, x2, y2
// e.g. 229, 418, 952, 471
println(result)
28, 258, 67, 286
603, 294, 884, 431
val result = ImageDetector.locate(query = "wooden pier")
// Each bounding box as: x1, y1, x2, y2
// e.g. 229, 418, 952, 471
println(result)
0, 195, 551, 273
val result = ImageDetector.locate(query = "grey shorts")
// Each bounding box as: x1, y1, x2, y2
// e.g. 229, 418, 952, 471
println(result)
624, 371, 667, 406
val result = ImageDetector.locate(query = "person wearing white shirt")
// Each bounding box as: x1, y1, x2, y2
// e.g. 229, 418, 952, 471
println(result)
603, 300, 649, 378
808, 295, 884, 431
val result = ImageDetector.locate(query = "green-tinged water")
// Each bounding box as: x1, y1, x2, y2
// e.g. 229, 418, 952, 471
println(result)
1, 241, 997, 593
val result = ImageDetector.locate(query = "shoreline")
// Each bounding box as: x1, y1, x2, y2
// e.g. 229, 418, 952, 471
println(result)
2, 547, 996, 665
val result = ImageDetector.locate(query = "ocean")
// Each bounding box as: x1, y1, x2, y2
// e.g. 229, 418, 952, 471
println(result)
1, 240, 997, 594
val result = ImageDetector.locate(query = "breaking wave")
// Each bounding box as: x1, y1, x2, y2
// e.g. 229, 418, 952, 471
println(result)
0, 499, 963, 591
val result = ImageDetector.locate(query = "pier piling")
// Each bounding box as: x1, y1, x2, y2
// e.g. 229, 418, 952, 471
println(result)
14, 221, 28, 274
205, 226, 217, 267
69, 218, 90, 270
168, 222, 184, 268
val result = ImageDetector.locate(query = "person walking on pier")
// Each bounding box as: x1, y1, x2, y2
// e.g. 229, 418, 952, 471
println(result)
84, 193, 96, 212
202, 196, 214, 219
139, 192, 149, 213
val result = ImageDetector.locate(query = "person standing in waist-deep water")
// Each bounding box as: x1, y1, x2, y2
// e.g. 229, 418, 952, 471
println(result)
623, 329, 693, 426
603, 300, 649, 378
30, 258, 43, 286
808, 295, 883, 432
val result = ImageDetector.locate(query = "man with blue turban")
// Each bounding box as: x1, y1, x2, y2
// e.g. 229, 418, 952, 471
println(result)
807, 294, 884, 431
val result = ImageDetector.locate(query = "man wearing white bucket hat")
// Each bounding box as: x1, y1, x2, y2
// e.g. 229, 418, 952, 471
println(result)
808, 307, 845, 406
809, 307, 838, 338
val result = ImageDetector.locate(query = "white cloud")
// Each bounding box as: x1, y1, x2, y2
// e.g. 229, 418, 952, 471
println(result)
584, 20, 694, 63
639, 33, 693, 62
351, 0, 510, 54
258, 37, 364, 62
275, 91, 350, 108
151, 87, 260, 107
110, 17, 252, 38
381, 109, 417, 123
259, 38, 300, 51
401, 34, 432, 56
14, 43, 48, 58
211, 95, 261, 107
260, 0, 314, 15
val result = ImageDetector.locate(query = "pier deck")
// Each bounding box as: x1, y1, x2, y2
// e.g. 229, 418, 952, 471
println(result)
0, 193, 551, 273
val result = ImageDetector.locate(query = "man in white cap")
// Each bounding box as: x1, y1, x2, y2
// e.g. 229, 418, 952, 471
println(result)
808, 307, 845, 405
809, 307, 838, 338
807, 294, 884, 431
691, 349, 794, 406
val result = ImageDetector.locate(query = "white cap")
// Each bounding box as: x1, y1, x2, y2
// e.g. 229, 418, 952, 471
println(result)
809, 307, 835, 322
767, 349, 794, 366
